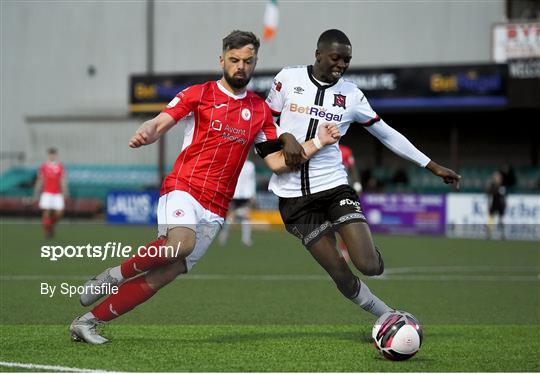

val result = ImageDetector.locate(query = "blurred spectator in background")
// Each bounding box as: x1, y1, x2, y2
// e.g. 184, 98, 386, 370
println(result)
360, 167, 380, 192
219, 159, 257, 246
486, 171, 507, 240
339, 144, 362, 194
33, 148, 68, 238
499, 164, 517, 190
391, 167, 409, 191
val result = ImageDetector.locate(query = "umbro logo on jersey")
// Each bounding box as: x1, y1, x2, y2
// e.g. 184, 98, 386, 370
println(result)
293, 86, 304, 94
333, 94, 347, 109
214, 103, 227, 109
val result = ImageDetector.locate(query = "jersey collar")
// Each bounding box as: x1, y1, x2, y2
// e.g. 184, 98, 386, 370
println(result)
216, 80, 247, 100
307, 65, 340, 90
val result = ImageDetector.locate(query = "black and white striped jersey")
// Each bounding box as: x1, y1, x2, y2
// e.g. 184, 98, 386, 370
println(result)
265, 65, 381, 198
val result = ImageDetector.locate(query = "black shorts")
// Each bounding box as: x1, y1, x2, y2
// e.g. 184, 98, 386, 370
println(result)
489, 202, 506, 216
279, 184, 367, 247
230, 199, 250, 210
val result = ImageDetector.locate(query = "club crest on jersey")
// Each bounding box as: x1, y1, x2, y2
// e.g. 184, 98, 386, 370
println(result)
333, 94, 346, 109
274, 80, 282, 92
173, 209, 185, 218
241, 108, 251, 121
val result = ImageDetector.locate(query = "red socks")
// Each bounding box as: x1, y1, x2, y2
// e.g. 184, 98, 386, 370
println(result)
42, 216, 52, 234
91, 276, 156, 322
91, 237, 172, 322
120, 237, 169, 279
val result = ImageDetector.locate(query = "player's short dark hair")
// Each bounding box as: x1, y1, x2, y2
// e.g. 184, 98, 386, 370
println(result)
223, 30, 260, 54
317, 29, 351, 50
47, 147, 57, 155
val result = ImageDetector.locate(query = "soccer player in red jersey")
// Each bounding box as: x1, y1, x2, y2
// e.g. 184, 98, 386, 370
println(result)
70, 30, 341, 344
339, 144, 362, 194
33, 148, 68, 238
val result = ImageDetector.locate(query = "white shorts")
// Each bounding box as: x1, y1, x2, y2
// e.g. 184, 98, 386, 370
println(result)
39, 192, 65, 211
157, 190, 224, 271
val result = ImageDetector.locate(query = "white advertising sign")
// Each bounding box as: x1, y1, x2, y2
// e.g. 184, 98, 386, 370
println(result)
492, 22, 540, 63
446, 193, 540, 240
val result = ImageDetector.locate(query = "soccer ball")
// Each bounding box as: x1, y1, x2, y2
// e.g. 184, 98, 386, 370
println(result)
372, 310, 423, 361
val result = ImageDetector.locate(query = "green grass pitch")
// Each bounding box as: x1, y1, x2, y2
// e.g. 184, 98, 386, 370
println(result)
1, 222, 538, 372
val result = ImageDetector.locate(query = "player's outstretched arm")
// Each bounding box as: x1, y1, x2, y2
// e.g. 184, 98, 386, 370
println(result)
264, 123, 341, 174
365, 120, 461, 190
425, 160, 461, 190
129, 112, 176, 148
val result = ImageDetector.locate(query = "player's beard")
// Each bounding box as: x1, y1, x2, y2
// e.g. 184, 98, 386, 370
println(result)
224, 71, 251, 90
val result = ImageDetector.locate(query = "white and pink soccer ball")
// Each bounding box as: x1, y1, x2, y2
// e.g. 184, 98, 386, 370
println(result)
372, 310, 423, 361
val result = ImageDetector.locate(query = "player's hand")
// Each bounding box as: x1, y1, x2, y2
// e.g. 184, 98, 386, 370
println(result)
129, 120, 161, 148
318, 123, 341, 145
279, 133, 307, 171
426, 161, 461, 190
129, 130, 150, 148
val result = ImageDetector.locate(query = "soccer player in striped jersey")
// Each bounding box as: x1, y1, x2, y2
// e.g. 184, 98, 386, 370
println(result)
265, 29, 461, 318
70, 30, 341, 344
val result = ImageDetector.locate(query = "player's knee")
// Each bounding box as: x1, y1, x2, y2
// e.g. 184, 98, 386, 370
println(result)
359, 247, 384, 276
360, 264, 382, 276
164, 230, 196, 260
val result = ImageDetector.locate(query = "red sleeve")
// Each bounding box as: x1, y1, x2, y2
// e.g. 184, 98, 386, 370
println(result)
255, 101, 283, 144
262, 103, 279, 140
162, 84, 201, 122
254, 101, 282, 144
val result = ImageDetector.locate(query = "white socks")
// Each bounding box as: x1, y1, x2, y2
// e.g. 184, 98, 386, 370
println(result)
351, 279, 392, 317
241, 221, 252, 245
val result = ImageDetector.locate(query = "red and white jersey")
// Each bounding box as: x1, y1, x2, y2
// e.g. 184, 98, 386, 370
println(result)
265, 65, 379, 197
339, 144, 355, 169
39, 161, 65, 194
161, 80, 281, 217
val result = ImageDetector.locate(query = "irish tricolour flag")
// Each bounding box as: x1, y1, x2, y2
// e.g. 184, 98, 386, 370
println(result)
263, 0, 279, 41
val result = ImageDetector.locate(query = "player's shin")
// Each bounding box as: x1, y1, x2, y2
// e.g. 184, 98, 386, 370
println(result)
349, 277, 392, 317
42, 215, 52, 233
119, 237, 168, 279
89, 276, 156, 322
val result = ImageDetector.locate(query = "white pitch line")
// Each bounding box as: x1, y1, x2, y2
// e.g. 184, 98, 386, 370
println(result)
382, 265, 540, 274
0, 360, 114, 373
0, 266, 538, 283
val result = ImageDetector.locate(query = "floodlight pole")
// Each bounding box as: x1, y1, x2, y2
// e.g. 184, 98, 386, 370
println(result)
146, 0, 165, 183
